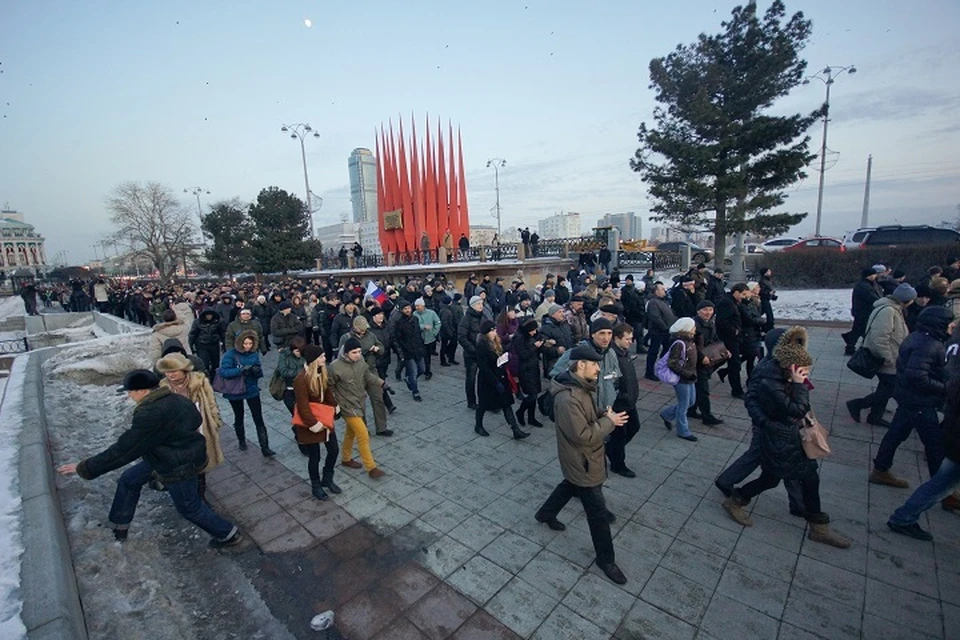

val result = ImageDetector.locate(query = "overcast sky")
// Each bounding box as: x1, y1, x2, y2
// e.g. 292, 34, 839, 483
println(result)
1, 0, 958, 263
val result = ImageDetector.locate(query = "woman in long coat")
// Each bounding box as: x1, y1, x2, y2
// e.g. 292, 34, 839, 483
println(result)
509, 318, 547, 427
292, 345, 341, 499
157, 352, 223, 503
475, 320, 529, 440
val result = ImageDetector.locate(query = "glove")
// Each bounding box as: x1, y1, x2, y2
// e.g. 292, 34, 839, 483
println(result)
308, 424, 324, 433
248, 365, 263, 377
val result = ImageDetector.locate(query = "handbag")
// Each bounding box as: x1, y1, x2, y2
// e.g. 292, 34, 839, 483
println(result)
291, 384, 335, 430
212, 355, 246, 395
847, 346, 884, 379
654, 340, 685, 385
799, 412, 831, 459
702, 342, 729, 366
268, 370, 285, 401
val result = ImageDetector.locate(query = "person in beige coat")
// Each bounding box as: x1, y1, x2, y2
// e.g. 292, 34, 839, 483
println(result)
150, 309, 192, 361
156, 352, 224, 503
534, 344, 628, 585
847, 283, 917, 428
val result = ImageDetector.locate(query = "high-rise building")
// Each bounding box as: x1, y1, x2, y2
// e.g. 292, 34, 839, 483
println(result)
597, 212, 640, 240
538, 212, 581, 239
348, 148, 378, 223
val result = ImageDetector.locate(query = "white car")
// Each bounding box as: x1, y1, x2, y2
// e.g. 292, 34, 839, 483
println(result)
761, 237, 802, 252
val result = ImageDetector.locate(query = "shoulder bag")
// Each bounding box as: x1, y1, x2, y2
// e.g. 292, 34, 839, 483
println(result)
846, 310, 884, 379
654, 340, 685, 386
799, 411, 831, 459
212, 355, 246, 395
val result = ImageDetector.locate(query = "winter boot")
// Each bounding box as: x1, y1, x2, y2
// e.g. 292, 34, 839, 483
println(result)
722, 494, 753, 527
319, 471, 342, 494
845, 399, 864, 423
311, 479, 329, 501
807, 523, 851, 549
475, 411, 490, 437
512, 425, 531, 440
869, 468, 909, 488
527, 405, 544, 428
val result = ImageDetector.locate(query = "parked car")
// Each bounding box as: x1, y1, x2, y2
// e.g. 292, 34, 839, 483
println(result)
760, 237, 802, 252
782, 237, 843, 252
842, 225, 960, 250
842, 227, 875, 251
655, 241, 713, 263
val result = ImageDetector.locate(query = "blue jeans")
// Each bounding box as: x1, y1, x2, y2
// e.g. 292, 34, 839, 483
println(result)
661, 382, 696, 437
404, 357, 425, 394
889, 458, 960, 526
108, 460, 236, 540
874, 405, 944, 477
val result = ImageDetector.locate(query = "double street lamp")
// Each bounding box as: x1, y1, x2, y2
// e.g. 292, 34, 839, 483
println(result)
486, 158, 506, 240
803, 65, 857, 237
281, 123, 321, 238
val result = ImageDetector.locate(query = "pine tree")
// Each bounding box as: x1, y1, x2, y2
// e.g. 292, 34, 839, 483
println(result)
248, 187, 322, 274
630, 1, 820, 263
201, 200, 253, 276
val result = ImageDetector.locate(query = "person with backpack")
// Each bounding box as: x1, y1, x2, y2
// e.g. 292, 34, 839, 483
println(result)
658, 318, 699, 442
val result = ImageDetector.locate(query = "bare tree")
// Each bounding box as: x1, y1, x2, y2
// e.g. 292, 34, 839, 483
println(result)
106, 182, 196, 282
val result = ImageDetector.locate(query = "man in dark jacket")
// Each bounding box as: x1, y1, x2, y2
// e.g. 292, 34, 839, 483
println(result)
620, 275, 647, 353
189, 309, 225, 375
57, 370, 241, 547
458, 296, 485, 408
269, 301, 303, 349
870, 306, 952, 489
394, 300, 426, 401
714, 284, 748, 397
670, 277, 699, 319
843, 268, 883, 354
316, 294, 341, 360
540, 304, 573, 377
329, 298, 359, 352
608, 323, 640, 477
438, 296, 458, 366
644, 283, 678, 380
705, 268, 726, 304
490, 277, 506, 315
691, 301, 725, 425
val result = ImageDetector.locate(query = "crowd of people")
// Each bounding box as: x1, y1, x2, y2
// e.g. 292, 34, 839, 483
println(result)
52, 253, 960, 585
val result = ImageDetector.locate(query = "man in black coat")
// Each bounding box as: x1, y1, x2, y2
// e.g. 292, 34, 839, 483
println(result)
394, 300, 426, 401
705, 268, 726, 304
843, 267, 883, 355
691, 301, 725, 425
644, 283, 678, 380
608, 323, 641, 477
715, 284, 748, 397
670, 277, 699, 320
189, 309, 225, 376
870, 306, 952, 489
620, 275, 647, 353
57, 370, 241, 547
458, 296, 485, 408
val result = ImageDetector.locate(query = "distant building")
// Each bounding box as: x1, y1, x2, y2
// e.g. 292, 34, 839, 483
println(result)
315, 221, 358, 256
356, 220, 382, 256
470, 225, 496, 247
348, 148, 378, 223
0, 208, 48, 274
597, 212, 640, 240
538, 212, 581, 240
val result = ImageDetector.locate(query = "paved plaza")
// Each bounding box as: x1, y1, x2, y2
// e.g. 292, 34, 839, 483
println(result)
203, 326, 960, 639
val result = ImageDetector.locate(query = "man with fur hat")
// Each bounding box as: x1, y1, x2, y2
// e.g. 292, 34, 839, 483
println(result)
720, 327, 851, 548
57, 369, 242, 548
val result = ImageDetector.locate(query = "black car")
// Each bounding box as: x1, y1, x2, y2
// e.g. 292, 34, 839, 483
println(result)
858, 225, 960, 249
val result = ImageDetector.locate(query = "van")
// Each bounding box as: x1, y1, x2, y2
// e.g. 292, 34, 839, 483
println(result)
842, 225, 959, 250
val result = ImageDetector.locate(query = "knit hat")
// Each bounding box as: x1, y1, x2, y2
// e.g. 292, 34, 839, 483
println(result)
278, 300, 292, 310
117, 369, 161, 394
353, 316, 370, 331
543, 289, 555, 299
257, 295, 266, 303
569, 344, 603, 362
343, 337, 363, 353
414, 297, 426, 307
670, 318, 696, 334
480, 319, 496, 334
772, 326, 813, 369
302, 344, 324, 364
591, 318, 614, 333
520, 318, 538, 334
398, 299, 412, 310
915, 284, 933, 299
746, 281, 759, 290
872, 264, 887, 274
547, 303, 563, 316
156, 353, 193, 374
469, 295, 483, 307
696, 300, 715, 310
239, 307, 252, 316
892, 283, 918, 304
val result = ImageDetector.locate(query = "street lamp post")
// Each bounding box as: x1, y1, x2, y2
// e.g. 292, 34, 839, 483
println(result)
281, 123, 321, 238
486, 158, 506, 240
804, 65, 856, 237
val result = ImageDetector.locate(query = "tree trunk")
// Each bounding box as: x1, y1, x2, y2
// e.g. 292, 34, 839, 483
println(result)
714, 200, 727, 265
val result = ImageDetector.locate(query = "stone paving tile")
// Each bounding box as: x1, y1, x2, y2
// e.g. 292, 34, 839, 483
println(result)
860, 613, 942, 640
782, 585, 862, 640
659, 539, 727, 591
445, 554, 513, 606
531, 603, 609, 640
449, 609, 523, 640
639, 566, 711, 625
699, 592, 780, 640
776, 622, 827, 640
485, 576, 561, 638
337, 589, 404, 640
515, 548, 584, 602
419, 534, 475, 580
480, 530, 542, 574
615, 597, 697, 640
406, 583, 477, 640
561, 572, 635, 634
371, 616, 430, 640
716, 560, 791, 619
864, 576, 944, 639
447, 513, 506, 552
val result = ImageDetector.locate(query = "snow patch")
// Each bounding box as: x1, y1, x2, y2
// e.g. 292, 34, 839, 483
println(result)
772, 289, 851, 323
0, 297, 25, 321
43, 333, 152, 386
0, 356, 28, 639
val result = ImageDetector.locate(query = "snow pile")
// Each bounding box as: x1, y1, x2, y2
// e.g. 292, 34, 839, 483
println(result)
43, 333, 152, 386
772, 289, 851, 323
0, 297, 25, 320
0, 357, 28, 639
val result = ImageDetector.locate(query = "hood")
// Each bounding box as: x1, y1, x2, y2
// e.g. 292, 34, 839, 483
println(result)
917, 306, 952, 341
199, 309, 222, 323
874, 296, 900, 310
764, 328, 786, 354
152, 319, 184, 334
161, 338, 188, 357
234, 329, 259, 351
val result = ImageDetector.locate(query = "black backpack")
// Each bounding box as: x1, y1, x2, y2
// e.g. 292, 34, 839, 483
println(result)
538, 391, 556, 422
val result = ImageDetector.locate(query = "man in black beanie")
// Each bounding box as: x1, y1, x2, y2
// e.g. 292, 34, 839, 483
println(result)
58, 369, 242, 547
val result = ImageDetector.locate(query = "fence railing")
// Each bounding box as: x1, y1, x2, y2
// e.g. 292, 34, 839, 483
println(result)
0, 336, 29, 353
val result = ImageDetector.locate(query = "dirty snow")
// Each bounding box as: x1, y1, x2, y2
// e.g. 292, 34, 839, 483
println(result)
772, 289, 851, 323
0, 297, 24, 320
43, 335, 293, 639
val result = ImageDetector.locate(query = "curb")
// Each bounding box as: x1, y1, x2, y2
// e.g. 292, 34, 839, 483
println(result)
18, 350, 88, 639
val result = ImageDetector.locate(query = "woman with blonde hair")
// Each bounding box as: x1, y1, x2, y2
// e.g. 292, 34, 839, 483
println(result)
292, 344, 341, 499
156, 352, 224, 503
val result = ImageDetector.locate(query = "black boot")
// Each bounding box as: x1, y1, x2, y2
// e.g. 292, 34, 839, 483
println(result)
512, 425, 531, 439
311, 479, 329, 500
527, 405, 544, 428
256, 424, 275, 457
234, 424, 247, 451
717, 368, 727, 383
475, 410, 490, 436
515, 408, 526, 426
319, 471, 342, 494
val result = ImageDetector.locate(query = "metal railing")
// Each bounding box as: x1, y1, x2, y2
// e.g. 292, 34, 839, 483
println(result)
0, 336, 29, 353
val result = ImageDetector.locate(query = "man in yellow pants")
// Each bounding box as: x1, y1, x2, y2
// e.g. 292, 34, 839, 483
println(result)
328, 337, 386, 478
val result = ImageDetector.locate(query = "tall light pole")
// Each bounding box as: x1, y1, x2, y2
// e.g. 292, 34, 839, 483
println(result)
804, 64, 856, 237
281, 123, 321, 238
486, 158, 506, 240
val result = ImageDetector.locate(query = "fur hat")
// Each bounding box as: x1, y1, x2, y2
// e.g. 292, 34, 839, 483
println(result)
301, 344, 324, 364
155, 353, 193, 374
117, 369, 161, 394
520, 318, 538, 334
772, 326, 813, 369
353, 315, 370, 331
670, 318, 696, 334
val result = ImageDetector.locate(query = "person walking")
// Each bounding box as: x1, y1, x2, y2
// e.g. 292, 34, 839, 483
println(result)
414, 297, 441, 380
277, 336, 307, 414
438, 296, 458, 366
692, 300, 726, 425
846, 283, 916, 428
659, 318, 700, 441
458, 296, 485, 409
510, 318, 547, 428
869, 306, 952, 490
270, 301, 304, 349
57, 370, 242, 547
758, 267, 777, 333
218, 330, 275, 456
644, 283, 678, 381
224, 307, 264, 353
740, 282, 766, 379
474, 320, 530, 439
843, 267, 883, 355
149, 308, 192, 361
339, 315, 394, 435
715, 283, 747, 397
156, 353, 224, 504
328, 337, 386, 478
607, 323, 641, 477
291, 345, 342, 499
189, 308, 225, 377
394, 300, 426, 402
719, 327, 851, 548
534, 345, 629, 584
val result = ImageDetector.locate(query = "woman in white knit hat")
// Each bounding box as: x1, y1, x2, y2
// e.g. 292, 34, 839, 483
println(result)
659, 317, 700, 441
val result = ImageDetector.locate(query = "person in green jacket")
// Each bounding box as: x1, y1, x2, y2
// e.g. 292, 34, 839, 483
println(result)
414, 297, 441, 380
